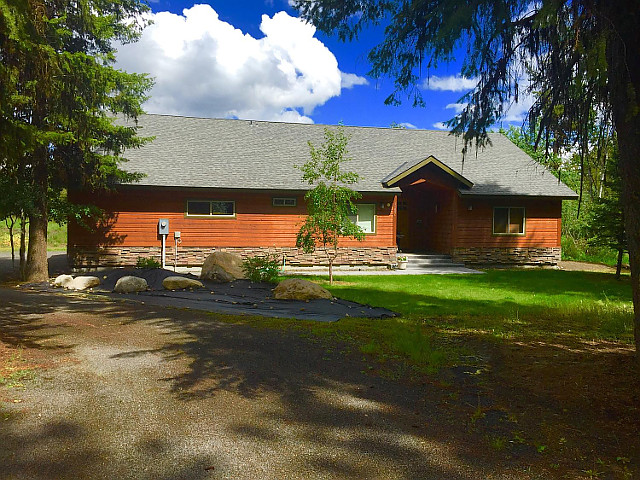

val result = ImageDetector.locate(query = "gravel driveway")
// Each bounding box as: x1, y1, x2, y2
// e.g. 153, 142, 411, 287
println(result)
0, 284, 534, 480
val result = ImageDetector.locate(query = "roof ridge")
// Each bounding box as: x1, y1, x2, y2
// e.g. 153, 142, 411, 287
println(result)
140, 113, 459, 134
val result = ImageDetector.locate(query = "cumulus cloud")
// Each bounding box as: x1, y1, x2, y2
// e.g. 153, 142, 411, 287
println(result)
445, 103, 466, 114
432, 122, 450, 130
421, 74, 477, 92
115, 5, 367, 122
398, 122, 417, 129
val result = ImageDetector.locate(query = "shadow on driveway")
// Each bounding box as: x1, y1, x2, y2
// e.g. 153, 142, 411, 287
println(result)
0, 286, 530, 479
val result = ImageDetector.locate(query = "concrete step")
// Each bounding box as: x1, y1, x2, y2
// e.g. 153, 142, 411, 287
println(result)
400, 253, 466, 269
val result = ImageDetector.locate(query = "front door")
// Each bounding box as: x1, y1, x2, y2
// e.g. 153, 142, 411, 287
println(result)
396, 197, 410, 251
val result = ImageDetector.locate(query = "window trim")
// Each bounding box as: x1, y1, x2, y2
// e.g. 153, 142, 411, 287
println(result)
185, 199, 236, 218
272, 197, 297, 207
350, 203, 377, 235
492, 206, 526, 236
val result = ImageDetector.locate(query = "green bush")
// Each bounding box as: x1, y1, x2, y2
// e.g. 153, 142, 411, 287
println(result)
136, 256, 161, 269
242, 254, 281, 283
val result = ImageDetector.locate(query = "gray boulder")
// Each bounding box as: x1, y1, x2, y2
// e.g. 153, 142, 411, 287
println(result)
273, 278, 332, 301
162, 276, 204, 290
66, 276, 100, 291
52, 274, 74, 288
114, 276, 148, 293
200, 252, 245, 283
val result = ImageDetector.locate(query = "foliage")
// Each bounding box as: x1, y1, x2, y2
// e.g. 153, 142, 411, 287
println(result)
242, 254, 281, 283
296, 125, 365, 283
0, 0, 153, 281
0, 221, 66, 251
136, 257, 161, 269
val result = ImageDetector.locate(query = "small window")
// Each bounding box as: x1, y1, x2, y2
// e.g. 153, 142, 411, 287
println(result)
273, 197, 297, 207
187, 200, 235, 217
348, 204, 376, 234
493, 207, 525, 234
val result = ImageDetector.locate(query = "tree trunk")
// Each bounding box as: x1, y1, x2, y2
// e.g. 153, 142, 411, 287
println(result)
24, 212, 48, 282
19, 211, 26, 279
24, 148, 49, 283
607, 5, 640, 363
616, 248, 623, 280
6, 217, 15, 267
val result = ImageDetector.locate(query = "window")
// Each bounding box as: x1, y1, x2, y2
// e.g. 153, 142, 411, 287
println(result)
272, 197, 297, 207
186, 200, 235, 217
348, 204, 376, 234
493, 207, 525, 234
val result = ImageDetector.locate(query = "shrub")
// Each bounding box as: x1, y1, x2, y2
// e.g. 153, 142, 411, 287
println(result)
242, 254, 281, 283
136, 256, 161, 269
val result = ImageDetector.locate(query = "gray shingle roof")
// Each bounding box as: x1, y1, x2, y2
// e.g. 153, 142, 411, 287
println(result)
119, 114, 577, 198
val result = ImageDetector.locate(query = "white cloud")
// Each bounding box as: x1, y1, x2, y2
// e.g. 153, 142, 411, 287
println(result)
445, 103, 466, 114
398, 122, 417, 129
115, 5, 367, 122
341, 72, 369, 88
421, 74, 477, 92
432, 122, 450, 130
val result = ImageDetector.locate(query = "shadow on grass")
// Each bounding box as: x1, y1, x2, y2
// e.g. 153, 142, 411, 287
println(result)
1, 284, 638, 478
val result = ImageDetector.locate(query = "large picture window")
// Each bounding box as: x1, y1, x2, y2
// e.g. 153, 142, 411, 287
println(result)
348, 204, 376, 234
186, 200, 235, 217
493, 207, 525, 235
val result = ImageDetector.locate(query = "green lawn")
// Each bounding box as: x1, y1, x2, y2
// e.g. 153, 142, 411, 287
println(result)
0, 221, 66, 252
285, 270, 634, 373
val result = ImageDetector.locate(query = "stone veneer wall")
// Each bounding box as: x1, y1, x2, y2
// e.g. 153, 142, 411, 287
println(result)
68, 245, 398, 268
451, 247, 561, 265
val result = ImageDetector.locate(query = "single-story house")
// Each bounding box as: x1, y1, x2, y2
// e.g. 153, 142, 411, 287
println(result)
68, 114, 577, 268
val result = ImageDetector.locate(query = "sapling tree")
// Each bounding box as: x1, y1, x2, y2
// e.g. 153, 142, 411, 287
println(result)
296, 126, 365, 284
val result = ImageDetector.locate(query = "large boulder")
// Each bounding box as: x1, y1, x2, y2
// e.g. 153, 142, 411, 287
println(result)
162, 276, 204, 290
66, 276, 100, 291
200, 252, 245, 283
113, 276, 148, 293
273, 278, 332, 301
52, 274, 74, 288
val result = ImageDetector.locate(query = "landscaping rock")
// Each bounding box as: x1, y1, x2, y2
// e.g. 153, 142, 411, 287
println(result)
53, 274, 74, 288
66, 276, 101, 291
200, 252, 245, 283
273, 278, 332, 301
113, 276, 148, 293
162, 276, 204, 290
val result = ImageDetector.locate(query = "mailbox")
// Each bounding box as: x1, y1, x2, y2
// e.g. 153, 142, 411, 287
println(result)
158, 218, 169, 235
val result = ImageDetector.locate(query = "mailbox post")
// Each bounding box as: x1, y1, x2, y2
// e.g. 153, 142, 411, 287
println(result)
158, 219, 169, 269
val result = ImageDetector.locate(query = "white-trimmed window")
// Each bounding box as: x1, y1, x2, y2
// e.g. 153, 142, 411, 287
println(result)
493, 207, 525, 235
272, 197, 297, 207
349, 204, 376, 234
186, 200, 235, 217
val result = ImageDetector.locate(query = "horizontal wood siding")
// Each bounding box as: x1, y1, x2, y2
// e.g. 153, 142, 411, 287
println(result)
68, 188, 396, 249
455, 197, 562, 248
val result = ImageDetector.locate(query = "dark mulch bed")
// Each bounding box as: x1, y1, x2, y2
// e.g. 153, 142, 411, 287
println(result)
36, 268, 396, 322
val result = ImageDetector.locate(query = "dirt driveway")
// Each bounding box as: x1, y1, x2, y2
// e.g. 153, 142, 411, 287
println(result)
0, 286, 532, 480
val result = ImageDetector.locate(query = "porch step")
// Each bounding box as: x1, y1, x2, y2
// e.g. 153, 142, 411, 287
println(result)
402, 253, 466, 269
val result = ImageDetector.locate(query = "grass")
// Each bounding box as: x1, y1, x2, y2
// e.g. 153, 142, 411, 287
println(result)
313, 270, 634, 343
0, 349, 37, 389
222, 269, 633, 377
562, 235, 630, 268
0, 220, 66, 252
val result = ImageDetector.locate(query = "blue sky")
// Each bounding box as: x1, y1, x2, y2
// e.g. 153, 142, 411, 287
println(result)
115, 0, 529, 130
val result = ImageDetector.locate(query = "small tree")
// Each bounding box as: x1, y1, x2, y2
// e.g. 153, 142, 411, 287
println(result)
587, 150, 627, 279
296, 126, 365, 284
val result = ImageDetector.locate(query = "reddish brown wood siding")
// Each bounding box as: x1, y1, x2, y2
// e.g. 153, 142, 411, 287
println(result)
454, 197, 562, 248
68, 188, 397, 249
